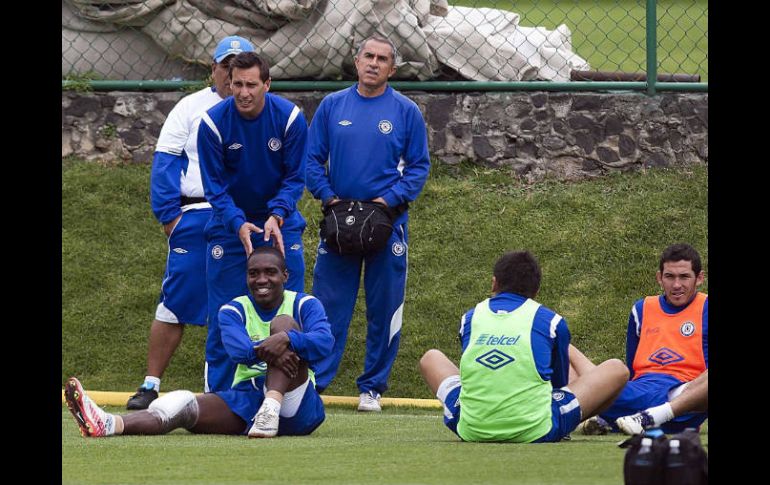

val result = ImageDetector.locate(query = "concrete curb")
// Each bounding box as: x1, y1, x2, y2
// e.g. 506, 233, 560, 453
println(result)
61, 390, 442, 409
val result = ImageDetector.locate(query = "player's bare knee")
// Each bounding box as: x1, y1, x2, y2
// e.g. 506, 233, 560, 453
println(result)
605, 358, 629, 382
147, 390, 200, 432
270, 314, 299, 334
420, 349, 442, 370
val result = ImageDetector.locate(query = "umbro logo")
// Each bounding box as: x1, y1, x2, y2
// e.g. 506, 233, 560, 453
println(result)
228, 143, 243, 150
338, 120, 352, 126
290, 243, 301, 250
172, 248, 188, 254
648, 347, 684, 366
475, 349, 515, 370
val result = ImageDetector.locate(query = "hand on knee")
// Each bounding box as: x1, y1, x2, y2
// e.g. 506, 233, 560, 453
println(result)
256, 331, 293, 365
270, 314, 299, 334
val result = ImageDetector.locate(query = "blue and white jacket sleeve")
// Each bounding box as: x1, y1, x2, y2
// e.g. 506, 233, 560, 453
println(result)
150, 152, 183, 224
550, 317, 571, 389
151, 100, 190, 225
218, 300, 263, 366
286, 296, 334, 366
267, 110, 308, 220
304, 101, 336, 203
381, 103, 431, 208
197, 116, 248, 235
458, 310, 473, 353
625, 300, 644, 379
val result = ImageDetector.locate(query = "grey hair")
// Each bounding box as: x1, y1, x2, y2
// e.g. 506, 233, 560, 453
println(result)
355, 35, 400, 65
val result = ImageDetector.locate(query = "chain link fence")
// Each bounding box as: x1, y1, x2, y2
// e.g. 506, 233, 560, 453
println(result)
62, 0, 707, 86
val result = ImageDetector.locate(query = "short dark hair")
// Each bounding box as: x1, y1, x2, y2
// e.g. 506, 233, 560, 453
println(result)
229, 51, 270, 82
493, 251, 541, 298
248, 246, 286, 271
659, 243, 702, 275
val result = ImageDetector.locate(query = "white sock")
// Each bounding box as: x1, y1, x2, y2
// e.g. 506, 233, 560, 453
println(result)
103, 413, 117, 436
142, 376, 161, 392
646, 402, 675, 426
261, 397, 281, 414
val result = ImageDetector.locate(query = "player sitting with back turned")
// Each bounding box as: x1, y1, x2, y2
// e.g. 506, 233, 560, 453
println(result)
65, 247, 333, 439
419, 250, 629, 443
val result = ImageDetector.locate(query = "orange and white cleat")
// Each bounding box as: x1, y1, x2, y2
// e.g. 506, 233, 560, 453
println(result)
64, 377, 112, 437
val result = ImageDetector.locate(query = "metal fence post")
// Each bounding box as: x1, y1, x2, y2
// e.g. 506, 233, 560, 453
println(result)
646, 0, 658, 95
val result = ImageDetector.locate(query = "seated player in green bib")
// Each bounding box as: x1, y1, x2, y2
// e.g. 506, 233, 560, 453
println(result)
65, 246, 333, 439
419, 250, 628, 442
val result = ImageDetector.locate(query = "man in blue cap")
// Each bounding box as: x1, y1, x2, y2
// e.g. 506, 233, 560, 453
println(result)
127, 35, 256, 410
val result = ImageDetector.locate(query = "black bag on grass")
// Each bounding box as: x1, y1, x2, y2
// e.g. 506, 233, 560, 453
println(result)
619, 428, 707, 485
663, 429, 708, 485
620, 431, 670, 485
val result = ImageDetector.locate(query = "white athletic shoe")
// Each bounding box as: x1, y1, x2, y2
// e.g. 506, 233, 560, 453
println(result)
248, 402, 280, 438
616, 411, 654, 435
357, 390, 382, 412
64, 377, 112, 437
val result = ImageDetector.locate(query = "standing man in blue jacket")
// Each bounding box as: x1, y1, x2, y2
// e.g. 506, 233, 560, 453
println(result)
305, 35, 431, 411
127, 36, 256, 410
198, 51, 309, 393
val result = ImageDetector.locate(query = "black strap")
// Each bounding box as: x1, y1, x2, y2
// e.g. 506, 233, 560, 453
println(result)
181, 196, 207, 206
323, 199, 408, 218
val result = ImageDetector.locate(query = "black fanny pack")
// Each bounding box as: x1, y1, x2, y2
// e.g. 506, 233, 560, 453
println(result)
319, 200, 406, 255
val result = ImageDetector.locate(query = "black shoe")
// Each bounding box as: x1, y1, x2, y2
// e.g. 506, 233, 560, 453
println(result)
126, 387, 158, 410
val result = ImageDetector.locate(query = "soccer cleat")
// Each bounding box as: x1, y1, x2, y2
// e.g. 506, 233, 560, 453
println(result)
126, 386, 159, 410
616, 411, 654, 435
578, 415, 612, 435
64, 377, 111, 438
248, 403, 280, 438
357, 390, 382, 412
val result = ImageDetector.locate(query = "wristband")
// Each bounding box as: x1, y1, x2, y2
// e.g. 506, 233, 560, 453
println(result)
269, 213, 284, 228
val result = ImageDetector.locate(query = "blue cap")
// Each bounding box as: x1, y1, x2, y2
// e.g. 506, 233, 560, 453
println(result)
213, 36, 255, 63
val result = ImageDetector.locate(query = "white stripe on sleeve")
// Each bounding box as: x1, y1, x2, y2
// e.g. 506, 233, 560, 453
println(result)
550, 313, 562, 339
297, 295, 314, 330
220, 304, 244, 322
200, 112, 222, 143
285, 106, 301, 135
631, 305, 641, 337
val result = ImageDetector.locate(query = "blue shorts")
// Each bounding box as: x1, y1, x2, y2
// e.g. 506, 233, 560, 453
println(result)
215, 380, 325, 436
532, 389, 583, 442
441, 385, 581, 443
599, 373, 707, 433
155, 208, 211, 325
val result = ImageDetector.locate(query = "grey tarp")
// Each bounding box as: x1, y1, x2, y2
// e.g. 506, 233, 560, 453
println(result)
62, 0, 589, 81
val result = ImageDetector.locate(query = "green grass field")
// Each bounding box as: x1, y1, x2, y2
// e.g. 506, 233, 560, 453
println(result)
62, 159, 707, 483
61, 404, 709, 485
452, 0, 708, 80
62, 160, 707, 399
